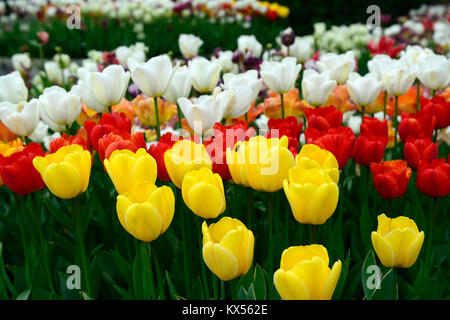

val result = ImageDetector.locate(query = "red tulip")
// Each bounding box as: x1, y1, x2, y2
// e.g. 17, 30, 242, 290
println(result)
305, 126, 356, 169
360, 116, 388, 138
416, 158, 450, 198
398, 110, 436, 143
403, 137, 438, 170
203, 121, 255, 180
420, 96, 450, 129
353, 135, 387, 166
367, 36, 405, 58
148, 132, 182, 182
85, 112, 131, 151
370, 160, 412, 199
305, 106, 343, 131
98, 131, 146, 163
49, 133, 90, 154
0, 143, 45, 196
266, 116, 302, 156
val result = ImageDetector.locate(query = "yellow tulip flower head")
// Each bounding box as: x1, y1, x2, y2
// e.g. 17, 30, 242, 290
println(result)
295, 144, 340, 184
226, 135, 295, 192
371, 214, 424, 268
164, 139, 212, 188
104, 148, 157, 194
283, 167, 339, 225
182, 167, 226, 219
202, 217, 254, 281
116, 182, 175, 242
274, 244, 342, 300
33, 144, 91, 199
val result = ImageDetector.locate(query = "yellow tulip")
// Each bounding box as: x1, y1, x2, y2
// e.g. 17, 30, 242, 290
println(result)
164, 139, 212, 188
283, 167, 339, 225
295, 144, 339, 184
202, 217, 254, 281
226, 135, 295, 192
104, 148, 157, 194
116, 182, 175, 242
33, 144, 91, 199
182, 167, 225, 219
371, 213, 424, 268
274, 244, 342, 300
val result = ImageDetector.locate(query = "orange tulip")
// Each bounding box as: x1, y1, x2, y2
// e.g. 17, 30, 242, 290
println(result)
262, 88, 305, 119
130, 95, 177, 127
323, 84, 356, 113
111, 98, 135, 121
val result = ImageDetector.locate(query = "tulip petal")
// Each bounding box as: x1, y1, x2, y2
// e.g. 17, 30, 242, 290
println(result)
43, 162, 82, 199
123, 203, 163, 242
322, 260, 342, 300
274, 269, 310, 300
202, 242, 238, 281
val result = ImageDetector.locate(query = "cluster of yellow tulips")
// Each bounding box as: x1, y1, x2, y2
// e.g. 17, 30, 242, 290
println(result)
26, 135, 426, 300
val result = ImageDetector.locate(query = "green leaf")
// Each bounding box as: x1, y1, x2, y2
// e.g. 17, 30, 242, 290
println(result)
245, 283, 256, 300
361, 250, 398, 300
237, 286, 247, 300
253, 264, 266, 300
16, 289, 31, 300
113, 285, 132, 300
333, 250, 350, 300
165, 271, 178, 300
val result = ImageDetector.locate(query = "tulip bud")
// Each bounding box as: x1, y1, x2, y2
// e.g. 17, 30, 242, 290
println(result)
182, 167, 226, 219
164, 139, 212, 188
33, 144, 92, 199
371, 214, 424, 268
274, 244, 342, 300
104, 148, 157, 195
116, 182, 175, 242
281, 27, 296, 47
202, 217, 254, 281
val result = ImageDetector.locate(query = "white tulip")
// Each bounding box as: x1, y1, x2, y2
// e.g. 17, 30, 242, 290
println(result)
178, 34, 203, 59
75, 65, 130, 112
38, 86, 81, 128
316, 51, 356, 84
213, 50, 238, 74
0, 99, 39, 136
0, 71, 28, 104
222, 69, 262, 103
399, 45, 433, 68
115, 43, 147, 66
367, 54, 395, 81
178, 95, 224, 135
128, 54, 177, 98
29, 121, 49, 143
416, 54, 450, 91
346, 72, 382, 106
260, 57, 301, 94
348, 115, 362, 135
12, 53, 31, 74
43, 132, 61, 151
237, 35, 262, 57
188, 57, 221, 93
44, 61, 69, 84
214, 86, 254, 119
53, 53, 71, 68
382, 62, 416, 96
162, 66, 192, 104
301, 69, 337, 106
282, 36, 314, 63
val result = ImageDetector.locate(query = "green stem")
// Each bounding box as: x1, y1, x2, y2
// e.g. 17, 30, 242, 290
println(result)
299, 67, 304, 100
280, 93, 285, 119
195, 218, 210, 299
154, 97, 161, 140
15, 195, 31, 288
145, 242, 156, 300
415, 79, 420, 112
425, 198, 435, 269
394, 95, 399, 148
177, 189, 190, 298
152, 244, 165, 299
71, 198, 92, 298
244, 112, 248, 123
31, 193, 55, 293
176, 103, 183, 131
383, 90, 387, 120
212, 274, 218, 300
310, 225, 317, 244
220, 280, 225, 300
246, 188, 253, 229
267, 192, 273, 273
431, 90, 436, 98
